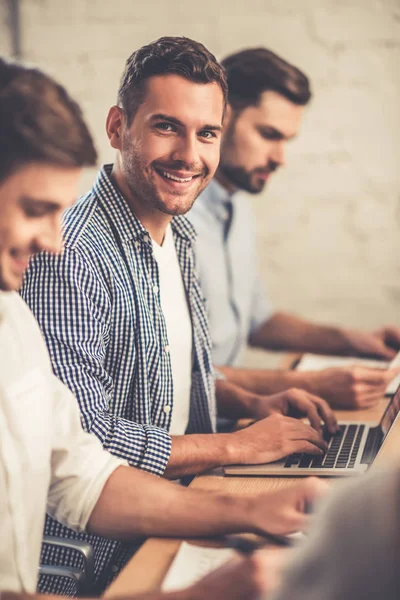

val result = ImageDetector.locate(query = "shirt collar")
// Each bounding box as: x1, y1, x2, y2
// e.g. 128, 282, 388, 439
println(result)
92, 164, 196, 245
200, 178, 234, 224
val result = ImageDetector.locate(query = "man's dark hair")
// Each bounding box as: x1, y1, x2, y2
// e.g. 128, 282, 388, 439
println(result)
221, 47, 311, 111
0, 58, 97, 182
118, 36, 228, 124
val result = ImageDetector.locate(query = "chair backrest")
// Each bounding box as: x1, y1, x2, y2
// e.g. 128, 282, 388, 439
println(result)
38, 535, 94, 596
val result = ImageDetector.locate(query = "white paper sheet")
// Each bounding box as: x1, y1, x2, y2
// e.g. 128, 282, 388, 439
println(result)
296, 352, 400, 395
162, 542, 234, 591
387, 351, 400, 395
296, 354, 389, 372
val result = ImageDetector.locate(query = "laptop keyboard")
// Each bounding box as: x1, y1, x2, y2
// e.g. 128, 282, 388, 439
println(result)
284, 424, 365, 470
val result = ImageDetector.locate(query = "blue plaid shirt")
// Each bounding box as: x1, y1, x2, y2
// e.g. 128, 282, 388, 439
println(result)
21, 164, 217, 594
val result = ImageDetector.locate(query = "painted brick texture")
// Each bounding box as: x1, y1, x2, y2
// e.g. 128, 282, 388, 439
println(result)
1, 0, 399, 366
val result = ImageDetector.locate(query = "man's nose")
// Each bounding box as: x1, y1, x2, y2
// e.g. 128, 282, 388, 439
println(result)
34, 225, 63, 255
171, 135, 200, 168
270, 140, 286, 167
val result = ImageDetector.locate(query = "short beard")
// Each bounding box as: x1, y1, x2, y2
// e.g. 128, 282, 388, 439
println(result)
219, 114, 266, 194
151, 191, 199, 216
121, 138, 207, 216
218, 163, 266, 194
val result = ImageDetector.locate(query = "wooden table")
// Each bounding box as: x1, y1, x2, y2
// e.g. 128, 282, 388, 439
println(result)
105, 395, 400, 597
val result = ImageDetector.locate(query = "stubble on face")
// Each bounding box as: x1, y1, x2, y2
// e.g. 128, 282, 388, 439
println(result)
120, 133, 210, 217
113, 76, 224, 222
218, 117, 279, 194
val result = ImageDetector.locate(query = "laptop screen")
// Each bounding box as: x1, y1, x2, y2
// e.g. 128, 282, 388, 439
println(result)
380, 383, 400, 439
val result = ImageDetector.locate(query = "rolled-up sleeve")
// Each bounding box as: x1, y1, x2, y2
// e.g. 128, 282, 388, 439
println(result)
47, 375, 126, 532
21, 248, 172, 476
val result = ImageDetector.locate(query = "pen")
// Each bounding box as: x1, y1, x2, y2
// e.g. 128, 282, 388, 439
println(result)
216, 532, 293, 555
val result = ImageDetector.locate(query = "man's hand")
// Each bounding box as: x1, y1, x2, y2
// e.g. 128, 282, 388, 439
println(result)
215, 379, 337, 432
226, 414, 328, 465
250, 388, 337, 434
308, 366, 400, 409
248, 476, 329, 535
341, 326, 400, 360
184, 549, 287, 600
184, 477, 328, 600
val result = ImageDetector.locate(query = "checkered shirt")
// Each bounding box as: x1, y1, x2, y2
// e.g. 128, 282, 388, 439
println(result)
21, 164, 217, 595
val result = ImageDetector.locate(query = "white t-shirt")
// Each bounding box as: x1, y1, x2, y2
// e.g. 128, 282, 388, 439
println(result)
0, 291, 125, 593
152, 225, 193, 436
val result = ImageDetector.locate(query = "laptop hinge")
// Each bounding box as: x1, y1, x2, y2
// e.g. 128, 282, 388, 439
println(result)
360, 426, 383, 465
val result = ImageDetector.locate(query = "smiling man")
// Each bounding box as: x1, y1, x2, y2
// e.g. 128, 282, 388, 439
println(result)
187, 47, 400, 409
20, 37, 335, 593
0, 57, 330, 600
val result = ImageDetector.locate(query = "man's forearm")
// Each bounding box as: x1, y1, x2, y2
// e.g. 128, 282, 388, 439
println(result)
215, 378, 257, 419
249, 312, 349, 355
218, 364, 316, 396
88, 465, 251, 540
164, 432, 235, 478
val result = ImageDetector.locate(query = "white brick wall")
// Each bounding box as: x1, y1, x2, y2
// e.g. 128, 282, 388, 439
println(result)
1, 0, 399, 367
0, 1, 12, 55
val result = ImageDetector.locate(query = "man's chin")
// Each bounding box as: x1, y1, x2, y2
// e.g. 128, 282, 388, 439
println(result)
248, 180, 267, 194
0, 268, 23, 292
219, 165, 266, 195
154, 191, 201, 216
157, 202, 195, 217
0, 279, 21, 292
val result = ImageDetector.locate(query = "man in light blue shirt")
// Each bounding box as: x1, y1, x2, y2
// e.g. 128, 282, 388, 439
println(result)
190, 177, 273, 367
188, 47, 400, 410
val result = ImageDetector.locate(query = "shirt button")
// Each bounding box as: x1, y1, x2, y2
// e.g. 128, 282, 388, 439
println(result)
143, 235, 150, 244
164, 345, 170, 354
153, 285, 159, 295
111, 565, 119, 573
164, 405, 171, 414
134, 241, 141, 250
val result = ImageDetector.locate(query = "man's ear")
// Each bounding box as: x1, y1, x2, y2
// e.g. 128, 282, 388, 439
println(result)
106, 105, 125, 150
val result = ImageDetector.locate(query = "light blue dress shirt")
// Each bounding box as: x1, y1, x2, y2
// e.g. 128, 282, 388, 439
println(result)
188, 179, 274, 366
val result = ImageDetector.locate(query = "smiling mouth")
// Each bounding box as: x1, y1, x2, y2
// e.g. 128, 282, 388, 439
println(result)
154, 166, 202, 185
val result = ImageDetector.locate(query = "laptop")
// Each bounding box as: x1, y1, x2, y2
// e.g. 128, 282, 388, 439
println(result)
224, 382, 400, 477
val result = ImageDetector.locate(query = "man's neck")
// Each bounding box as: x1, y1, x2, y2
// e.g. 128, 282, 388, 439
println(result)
111, 163, 170, 246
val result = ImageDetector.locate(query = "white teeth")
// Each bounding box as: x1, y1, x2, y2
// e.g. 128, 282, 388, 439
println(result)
162, 170, 193, 183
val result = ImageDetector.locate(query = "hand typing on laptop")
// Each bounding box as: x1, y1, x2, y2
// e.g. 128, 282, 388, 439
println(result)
249, 388, 338, 433
225, 414, 329, 466
225, 381, 400, 476
216, 379, 338, 430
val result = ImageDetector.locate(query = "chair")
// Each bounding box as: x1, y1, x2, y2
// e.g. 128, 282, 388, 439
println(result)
38, 535, 95, 596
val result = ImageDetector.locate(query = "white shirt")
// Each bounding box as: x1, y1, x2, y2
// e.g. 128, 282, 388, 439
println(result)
152, 225, 193, 436
0, 292, 125, 593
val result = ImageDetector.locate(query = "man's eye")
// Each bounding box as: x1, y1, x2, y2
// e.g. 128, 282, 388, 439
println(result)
23, 206, 48, 218
156, 122, 175, 132
259, 129, 281, 141
199, 130, 217, 139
